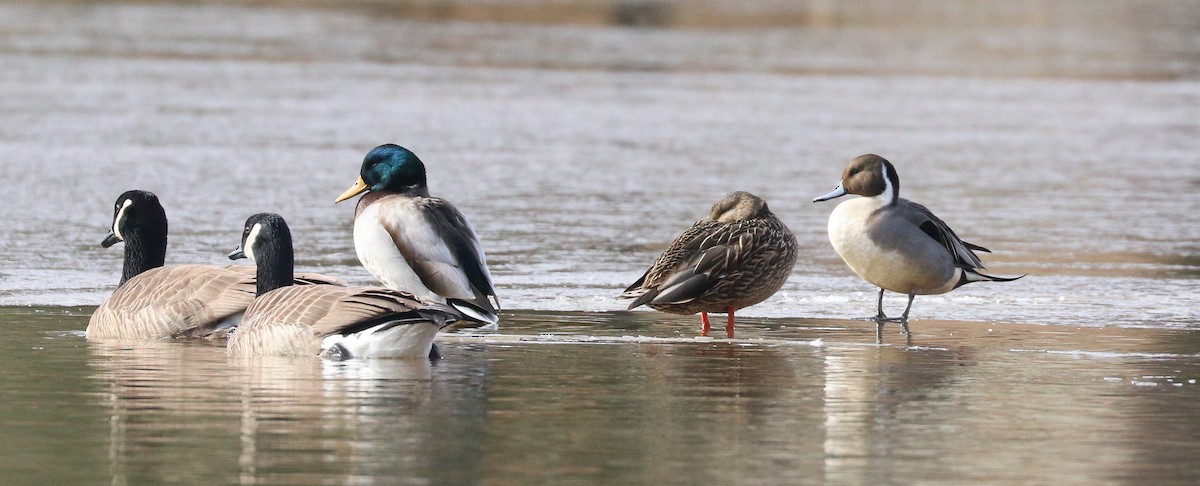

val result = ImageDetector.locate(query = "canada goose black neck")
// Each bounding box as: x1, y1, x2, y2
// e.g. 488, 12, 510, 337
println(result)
240, 213, 295, 296
121, 230, 167, 286
109, 190, 168, 286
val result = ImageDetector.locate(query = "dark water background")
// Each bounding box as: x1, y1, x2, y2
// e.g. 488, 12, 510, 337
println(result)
0, 0, 1198, 483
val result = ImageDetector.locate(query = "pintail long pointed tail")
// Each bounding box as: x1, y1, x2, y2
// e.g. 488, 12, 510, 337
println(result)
957, 268, 1025, 288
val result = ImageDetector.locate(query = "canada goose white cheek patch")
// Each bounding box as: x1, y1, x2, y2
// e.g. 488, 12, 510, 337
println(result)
244, 223, 263, 261
112, 199, 133, 240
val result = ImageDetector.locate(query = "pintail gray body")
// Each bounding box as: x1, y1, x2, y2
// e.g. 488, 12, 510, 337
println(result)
813, 154, 1021, 326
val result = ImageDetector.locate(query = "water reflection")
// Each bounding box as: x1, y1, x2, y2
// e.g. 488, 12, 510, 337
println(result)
822, 345, 973, 483
85, 340, 487, 484
0, 309, 1187, 483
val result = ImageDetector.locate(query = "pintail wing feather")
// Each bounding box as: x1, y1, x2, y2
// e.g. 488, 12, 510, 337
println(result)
905, 200, 987, 270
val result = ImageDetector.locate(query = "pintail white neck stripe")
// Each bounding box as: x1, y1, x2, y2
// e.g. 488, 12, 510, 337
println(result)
112, 199, 133, 240
876, 163, 896, 206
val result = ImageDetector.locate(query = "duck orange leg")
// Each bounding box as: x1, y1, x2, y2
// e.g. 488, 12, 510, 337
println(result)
726, 306, 736, 339
700, 312, 711, 337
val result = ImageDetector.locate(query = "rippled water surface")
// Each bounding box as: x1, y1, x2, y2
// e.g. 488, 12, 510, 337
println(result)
1, 0, 1199, 483
6, 308, 1200, 484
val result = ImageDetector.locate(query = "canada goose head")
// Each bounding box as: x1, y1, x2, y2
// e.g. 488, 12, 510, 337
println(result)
709, 191, 771, 223
334, 144, 429, 203
229, 213, 294, 296
813, 154, 900, 206
103, 190, 168, 285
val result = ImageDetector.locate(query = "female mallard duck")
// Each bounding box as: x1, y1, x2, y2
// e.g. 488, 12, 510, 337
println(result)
619, 191, 798, 338
334, 144, 500, 326
813, 154, 1022, 327
227, 213, 463, 359
87, 191, 345, 340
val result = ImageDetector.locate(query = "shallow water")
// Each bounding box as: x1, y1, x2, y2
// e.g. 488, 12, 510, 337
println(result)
1, 0, 1199, 483
6, 307, 1200, 484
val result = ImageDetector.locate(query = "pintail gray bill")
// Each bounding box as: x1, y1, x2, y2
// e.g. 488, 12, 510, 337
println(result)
334, 144, 500, 327
226, 213, 463, 359
812, 154, 1022, 330
619, 191, 798, 338
87, 191, 345, 340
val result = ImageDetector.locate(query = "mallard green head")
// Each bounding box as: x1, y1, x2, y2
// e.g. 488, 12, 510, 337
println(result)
335, 144, 429, 203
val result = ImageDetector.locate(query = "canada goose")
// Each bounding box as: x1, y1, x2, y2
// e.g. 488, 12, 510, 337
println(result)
813, 154, 1022, 327
87, 191, 344, 340
226, 213, 463, 359
334, 144, 499, 326
87, 190, 257, 339
620, 191, 798, 338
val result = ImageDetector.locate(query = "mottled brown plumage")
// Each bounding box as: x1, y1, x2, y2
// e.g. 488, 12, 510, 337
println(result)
87, 191, 348, 341
619, 191, 798, 337
227, 285, 454, 358
88, 264, 257, 339
226, 213, 462, 359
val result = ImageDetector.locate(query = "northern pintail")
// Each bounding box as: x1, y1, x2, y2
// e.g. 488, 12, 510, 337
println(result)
813, 154, 1021, 328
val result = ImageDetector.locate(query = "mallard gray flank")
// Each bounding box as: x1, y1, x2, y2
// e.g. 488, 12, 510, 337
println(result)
813, 154, 1022, 327
227, 213, 462, 359
619, 191, 798, 338
334, 144, 499, 327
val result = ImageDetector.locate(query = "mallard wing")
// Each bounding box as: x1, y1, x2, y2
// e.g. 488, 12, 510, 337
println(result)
87, 264, 256, 339
620, 220, 719, 298
623, 219, 770, 309
375, 196, 499, 322
231, 285, 462, 357
241, 285, 451, 335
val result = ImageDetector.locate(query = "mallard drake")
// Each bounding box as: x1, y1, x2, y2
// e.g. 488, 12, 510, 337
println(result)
813, 154, 1022, 327
87, 191, 344, 340
619, 191, 798, 338
227, 213, 462, 359
334, 144, 499, 325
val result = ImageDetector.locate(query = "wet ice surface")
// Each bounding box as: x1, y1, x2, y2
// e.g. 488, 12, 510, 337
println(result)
7, 307, 1200, 484
0, 0, 1199, 483
0, 2, 1197, 327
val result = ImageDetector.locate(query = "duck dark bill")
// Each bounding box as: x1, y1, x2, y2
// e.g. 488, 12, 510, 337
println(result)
101, 231, 122, 248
